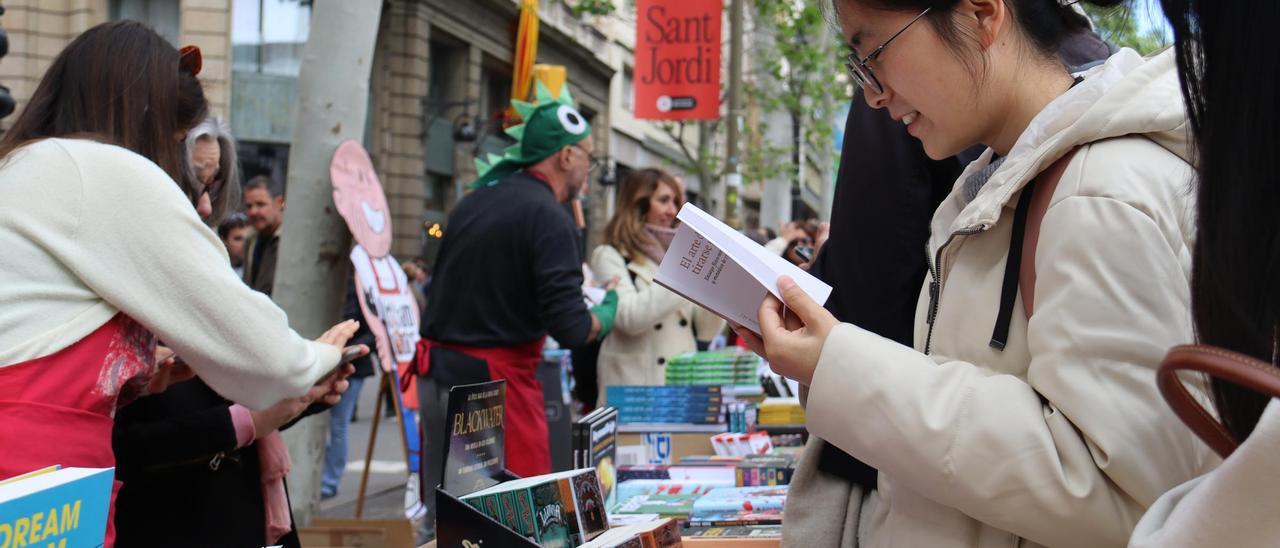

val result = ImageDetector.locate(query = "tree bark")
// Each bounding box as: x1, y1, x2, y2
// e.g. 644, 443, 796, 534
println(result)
272, 0, 383, 527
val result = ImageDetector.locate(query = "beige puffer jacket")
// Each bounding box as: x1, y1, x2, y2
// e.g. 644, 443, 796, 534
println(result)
798, 48, 1218, 548
589, 244, 724, 407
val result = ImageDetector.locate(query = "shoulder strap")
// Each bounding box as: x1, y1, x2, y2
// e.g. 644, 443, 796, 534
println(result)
989, 148, 1079, 350
1159, 344, 1280, 458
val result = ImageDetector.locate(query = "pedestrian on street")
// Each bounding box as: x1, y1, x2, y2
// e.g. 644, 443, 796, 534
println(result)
0, 21, 356, 547
413, 82, 619, 528
589, 167, 723, 406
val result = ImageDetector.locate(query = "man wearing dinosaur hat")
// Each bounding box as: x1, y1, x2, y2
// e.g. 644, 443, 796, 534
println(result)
415, 82, 618, 501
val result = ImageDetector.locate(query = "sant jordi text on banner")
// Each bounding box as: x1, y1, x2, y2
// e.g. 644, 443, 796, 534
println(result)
633, 0, 722, 120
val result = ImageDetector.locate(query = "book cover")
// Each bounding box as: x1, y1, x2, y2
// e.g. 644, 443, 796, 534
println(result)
683, 524, 783, 538
654, 203, 832, 334
498, 489, 522, 536
442, 380, 507, 495
571, 469, 609, 541
687, 508, 784, 527
586, 409, 618, 509
690, 486, 788, 516
513, 487, 537, 540
0, 467, 113, 548
615, 479, 733, 502
531, 478, 581, 547
610, 493, 701, 518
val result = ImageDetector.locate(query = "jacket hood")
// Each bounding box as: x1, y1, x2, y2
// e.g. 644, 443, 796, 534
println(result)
950, 48, 1192, 232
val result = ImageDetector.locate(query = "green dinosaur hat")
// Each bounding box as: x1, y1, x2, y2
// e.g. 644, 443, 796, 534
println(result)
469, 81, 592, 189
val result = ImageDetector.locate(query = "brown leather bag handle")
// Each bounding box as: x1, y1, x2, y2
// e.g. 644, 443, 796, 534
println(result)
1158, 344, 1280, 458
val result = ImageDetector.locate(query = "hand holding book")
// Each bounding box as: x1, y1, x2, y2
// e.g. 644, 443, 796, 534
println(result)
732, 275, 838, 386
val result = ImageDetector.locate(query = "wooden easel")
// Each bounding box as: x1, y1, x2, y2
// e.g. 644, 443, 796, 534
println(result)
353, 366, 413, 518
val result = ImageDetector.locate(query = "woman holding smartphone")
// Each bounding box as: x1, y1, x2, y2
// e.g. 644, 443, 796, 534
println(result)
0, 22, 357, 547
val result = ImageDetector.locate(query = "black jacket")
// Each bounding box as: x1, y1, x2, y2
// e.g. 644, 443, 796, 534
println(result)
113, 378, 327, 547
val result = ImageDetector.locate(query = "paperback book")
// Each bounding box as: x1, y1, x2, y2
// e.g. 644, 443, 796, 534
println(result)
654, 203, 831, 334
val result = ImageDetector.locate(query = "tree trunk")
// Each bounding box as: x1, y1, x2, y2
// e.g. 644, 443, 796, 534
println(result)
272, 0, 383, 527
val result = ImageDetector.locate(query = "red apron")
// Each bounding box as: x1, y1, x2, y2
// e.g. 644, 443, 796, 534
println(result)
413, 338, 550, 477
0, 314, 157, 548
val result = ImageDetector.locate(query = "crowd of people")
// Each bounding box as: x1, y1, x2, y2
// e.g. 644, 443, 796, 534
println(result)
0, 0, 1277, 546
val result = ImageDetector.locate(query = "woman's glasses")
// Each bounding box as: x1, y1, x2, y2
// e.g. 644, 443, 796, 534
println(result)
844, 7, 931, 95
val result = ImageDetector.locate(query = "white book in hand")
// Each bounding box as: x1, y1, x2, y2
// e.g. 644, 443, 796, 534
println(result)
654, 203, 832, 334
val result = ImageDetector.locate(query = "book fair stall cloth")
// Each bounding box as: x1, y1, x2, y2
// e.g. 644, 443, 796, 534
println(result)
329, 139, 425, 520
634, 0, 722, 120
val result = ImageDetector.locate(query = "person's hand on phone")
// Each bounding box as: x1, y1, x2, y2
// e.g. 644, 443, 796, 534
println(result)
316, 319, 361, 349
146, 345, 195, 395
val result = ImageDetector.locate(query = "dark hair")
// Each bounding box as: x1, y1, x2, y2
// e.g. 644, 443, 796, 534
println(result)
1163, 0, 1279, 441
0, 20, 208, 188
832, 0, 1121, 74
244, 174, 285, 199
217, 212, 247, 240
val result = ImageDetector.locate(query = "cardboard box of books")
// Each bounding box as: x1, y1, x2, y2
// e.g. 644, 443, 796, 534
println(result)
0, 466, 113, 548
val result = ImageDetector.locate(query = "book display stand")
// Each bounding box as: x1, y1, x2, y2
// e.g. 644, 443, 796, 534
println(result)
433, 379, 539, 547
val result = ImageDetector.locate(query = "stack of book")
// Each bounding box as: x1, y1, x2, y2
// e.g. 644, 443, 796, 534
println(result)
687, 486, 788, 527
607, 385, 724, 425
574, 407, 619, 507
577, 518, 682, 548
459, 468, 609, 547
734, 454, 797, 487
611, 479, 731, 521
664, 350, 760, 386
756, 398, 805, 426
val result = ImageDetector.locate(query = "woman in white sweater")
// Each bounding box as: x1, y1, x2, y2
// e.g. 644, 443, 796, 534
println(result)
0, 22, 353, 542
589, 168, 723, 407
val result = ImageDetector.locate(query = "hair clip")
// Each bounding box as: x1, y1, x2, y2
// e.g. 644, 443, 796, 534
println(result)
179, 45, 203, 76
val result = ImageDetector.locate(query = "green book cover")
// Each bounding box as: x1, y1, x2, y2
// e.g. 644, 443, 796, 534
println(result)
530, 479, 580, 548
498, 489, 521, 535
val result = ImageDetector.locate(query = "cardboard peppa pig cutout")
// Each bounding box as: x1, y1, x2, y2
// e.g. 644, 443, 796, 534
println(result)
330, 140, 420, 373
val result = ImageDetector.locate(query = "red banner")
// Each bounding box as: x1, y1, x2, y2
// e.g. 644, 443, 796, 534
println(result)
634, 0, 722, 120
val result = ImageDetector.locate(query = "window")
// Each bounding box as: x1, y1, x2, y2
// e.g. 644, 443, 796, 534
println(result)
109, 0, 180, 45
622, 66, 634, 113
232, 0, 311, 76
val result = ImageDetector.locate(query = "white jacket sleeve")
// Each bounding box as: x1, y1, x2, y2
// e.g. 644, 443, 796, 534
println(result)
46, 141, 339, 409
805, 196, 1213, 547
1129, 399, 1280, 547
589, 245, 685, 337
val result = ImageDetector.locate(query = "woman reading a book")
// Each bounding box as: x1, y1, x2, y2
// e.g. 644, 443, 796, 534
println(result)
589, 168, 724, 407
735, 1, 1216, 546
0, 22, 357, 547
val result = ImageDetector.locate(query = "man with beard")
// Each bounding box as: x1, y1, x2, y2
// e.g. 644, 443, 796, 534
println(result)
414, 83, 618, 510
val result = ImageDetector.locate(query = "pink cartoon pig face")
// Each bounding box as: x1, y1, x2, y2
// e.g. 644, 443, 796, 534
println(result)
331, 140, 392, 257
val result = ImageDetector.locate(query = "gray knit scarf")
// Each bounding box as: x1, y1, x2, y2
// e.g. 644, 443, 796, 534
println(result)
962, 156, 1006, 204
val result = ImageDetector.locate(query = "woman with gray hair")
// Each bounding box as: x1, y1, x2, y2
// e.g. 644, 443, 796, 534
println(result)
186, 115, 241, 224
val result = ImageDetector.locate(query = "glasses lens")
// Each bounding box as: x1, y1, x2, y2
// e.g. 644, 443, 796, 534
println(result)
847, 60, 881, 95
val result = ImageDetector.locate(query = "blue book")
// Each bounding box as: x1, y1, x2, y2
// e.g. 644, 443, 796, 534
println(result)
0, 467, 113, 548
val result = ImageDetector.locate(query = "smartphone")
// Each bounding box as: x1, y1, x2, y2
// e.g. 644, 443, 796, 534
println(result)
793, 246, 814, 263
314, 345, 367, 385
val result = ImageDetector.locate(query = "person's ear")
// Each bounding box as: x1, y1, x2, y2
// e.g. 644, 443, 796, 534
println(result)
959, 0, 1006, 50
275, 196, 285, 209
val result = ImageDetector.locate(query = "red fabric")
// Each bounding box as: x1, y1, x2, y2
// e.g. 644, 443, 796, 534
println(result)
415, 338, 550, 477
0, 314, 157, 548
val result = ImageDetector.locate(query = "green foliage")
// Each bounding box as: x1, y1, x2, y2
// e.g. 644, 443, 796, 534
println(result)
565, 0, 617, 17
749, 0, 849, 185
1082, 2, 1169, 55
